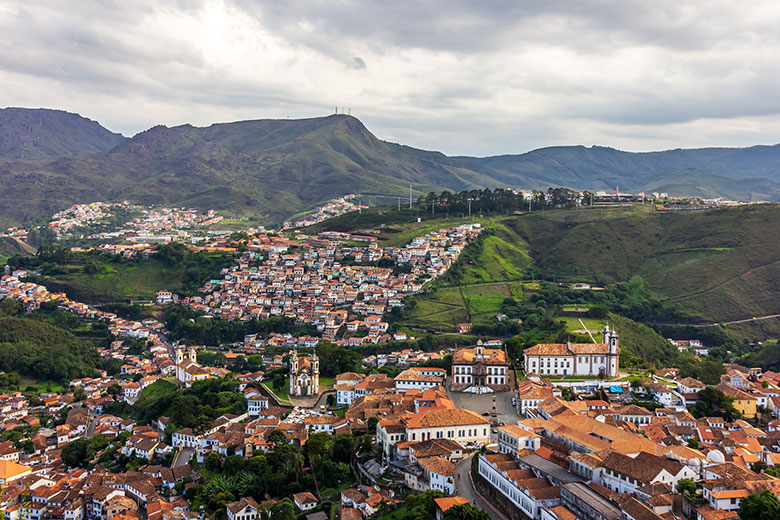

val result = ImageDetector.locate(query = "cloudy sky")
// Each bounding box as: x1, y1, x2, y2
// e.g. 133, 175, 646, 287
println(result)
2, 0, 780, 156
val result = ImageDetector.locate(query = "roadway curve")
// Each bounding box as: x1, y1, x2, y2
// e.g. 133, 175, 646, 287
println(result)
454, 454, 508, 520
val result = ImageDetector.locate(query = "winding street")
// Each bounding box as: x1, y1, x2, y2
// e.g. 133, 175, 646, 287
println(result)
454, 454, 508, 520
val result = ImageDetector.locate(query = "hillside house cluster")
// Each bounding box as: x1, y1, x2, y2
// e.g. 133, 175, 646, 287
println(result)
187, 224, 481, 345
471, 363, 780, 520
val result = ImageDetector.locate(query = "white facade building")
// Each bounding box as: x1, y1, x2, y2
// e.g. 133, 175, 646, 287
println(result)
523, 326, 619, 378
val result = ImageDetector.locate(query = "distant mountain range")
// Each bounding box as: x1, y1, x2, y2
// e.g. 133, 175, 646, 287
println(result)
0, 108, 124, 160
0, 107, 778, 227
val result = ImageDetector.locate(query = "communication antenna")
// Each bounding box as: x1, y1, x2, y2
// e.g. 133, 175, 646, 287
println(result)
348, 108, 351, 116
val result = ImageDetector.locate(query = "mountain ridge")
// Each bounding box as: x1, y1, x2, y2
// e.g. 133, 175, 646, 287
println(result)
0, 108, 778, 228
0, 107, 125, 160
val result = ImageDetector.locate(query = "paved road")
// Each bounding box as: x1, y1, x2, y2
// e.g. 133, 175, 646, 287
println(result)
86, 414, 97, 438
447, 388, 518, 443
651, 313, 780, 328
454, 455, 507, 520
173, 447, 195, 467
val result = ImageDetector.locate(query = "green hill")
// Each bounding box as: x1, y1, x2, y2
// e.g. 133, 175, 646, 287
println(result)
1, 111, 780, 227
507, 204, 780, 332
0, 108, 124, 159
0, 316, 101, 382
608, 314, 678, 368
0, 236, 35, 264
23, 248, 232, 305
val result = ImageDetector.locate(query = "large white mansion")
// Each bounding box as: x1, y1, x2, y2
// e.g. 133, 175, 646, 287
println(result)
451, 341, 510, 393
523, 325, 620, 378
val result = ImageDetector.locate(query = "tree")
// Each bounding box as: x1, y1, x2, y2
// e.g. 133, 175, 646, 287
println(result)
688, 387, 739, 420
367, 416, 379, 433
306, 433, 333, 465
676, 478, 697, 497
268, 429, 287, 447
83, 260, 101, 274
268, 498, 296, 520
72, 388, 87, 402
61, 437, 104, 467
443, 504, 491, 520
589, 304, 609, 319
107, 383, 122, 396
738, 490, 780, 520
102, 358, 124, 376
204, 452, 222, 472
333, 434, 354, 464
398, 490, 443, 520
0, 298, 22, 317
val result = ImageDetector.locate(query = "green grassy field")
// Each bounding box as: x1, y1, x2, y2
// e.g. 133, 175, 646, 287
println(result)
302, 208, 485, 248
459, 220, 532, 284
400, 216, 535, 332
403, 281, 533, 332
377, 217, 482, 248
404, 287, 470, 332
40, 259, 190, 303
561, 316, 604, 334
0, 236, 35, 264
262, 383, 291, 405
33, 252, 232, 305
17, 375, 65, 393
208, 218, 257, 232
507, 204, 780, 336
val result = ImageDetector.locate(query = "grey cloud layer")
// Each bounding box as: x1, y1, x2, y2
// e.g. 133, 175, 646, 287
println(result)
1, 0, 779, 155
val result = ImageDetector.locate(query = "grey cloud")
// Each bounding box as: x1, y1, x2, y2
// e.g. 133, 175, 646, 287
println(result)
1, 0, 780, 156
353, 56, 367, 70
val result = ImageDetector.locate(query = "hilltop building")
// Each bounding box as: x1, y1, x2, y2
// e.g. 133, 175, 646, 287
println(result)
451, 341, 510, 393
175, 347, 211, 387
523, 325, 620, 378
289, 350, 319, 397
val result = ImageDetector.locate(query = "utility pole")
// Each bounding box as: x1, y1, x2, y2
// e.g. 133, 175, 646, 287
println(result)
468, 199, 472, 218
409, 184, 413, 209
397, 196, 401, 211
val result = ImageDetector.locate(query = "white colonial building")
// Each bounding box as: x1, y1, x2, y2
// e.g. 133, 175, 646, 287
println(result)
523, 325, 619, 378
175, 347, 211, 387
289, 350, 319, 397
451, 341, 510, 393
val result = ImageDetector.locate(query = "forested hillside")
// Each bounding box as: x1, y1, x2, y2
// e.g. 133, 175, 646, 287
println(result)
0, 316, 101, 382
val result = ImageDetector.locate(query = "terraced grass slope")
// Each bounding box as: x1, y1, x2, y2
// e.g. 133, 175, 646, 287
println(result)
507, 204, 780, 331
458, 221, 532, 284
403, 218, 533, 331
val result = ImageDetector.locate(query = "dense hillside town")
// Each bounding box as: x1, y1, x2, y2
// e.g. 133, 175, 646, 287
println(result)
1, 198, 780, 520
